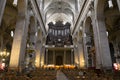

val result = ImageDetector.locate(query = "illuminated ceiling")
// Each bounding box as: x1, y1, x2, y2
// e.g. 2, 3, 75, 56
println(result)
40, 0, 80, 31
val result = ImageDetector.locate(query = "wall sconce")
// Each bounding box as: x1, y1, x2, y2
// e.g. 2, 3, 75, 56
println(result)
0, 49, 10, 57
0, 49, 10, 70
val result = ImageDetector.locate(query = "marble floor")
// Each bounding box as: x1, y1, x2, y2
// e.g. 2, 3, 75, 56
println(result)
56, 70, 68, 80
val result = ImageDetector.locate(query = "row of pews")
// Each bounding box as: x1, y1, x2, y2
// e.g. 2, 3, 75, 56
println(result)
62, 69, 120, 80
0, 68, 57, 80
1, 68, 120, 80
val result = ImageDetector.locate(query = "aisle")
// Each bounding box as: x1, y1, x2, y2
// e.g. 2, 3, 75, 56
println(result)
56, 70, 69, 80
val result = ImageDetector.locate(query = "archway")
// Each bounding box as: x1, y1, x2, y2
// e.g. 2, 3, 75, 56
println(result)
83, 17, 96, 69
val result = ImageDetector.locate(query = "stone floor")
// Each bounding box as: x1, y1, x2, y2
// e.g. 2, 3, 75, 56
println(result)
56, 70, 68, 80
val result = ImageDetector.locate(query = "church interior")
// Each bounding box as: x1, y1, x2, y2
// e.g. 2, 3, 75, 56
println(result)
0, 0, 120, 80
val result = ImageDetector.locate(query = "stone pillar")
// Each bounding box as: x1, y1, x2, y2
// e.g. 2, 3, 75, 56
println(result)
74, 47, 80, 67
78, 40, 85, 68
91, 17, 102, 69
0, 0, 6, 26
95, 16, 112, 69
117, 0, 120, 11
82, 34, 89, 68
9, 0, 28, 69
35, 42, 41, 68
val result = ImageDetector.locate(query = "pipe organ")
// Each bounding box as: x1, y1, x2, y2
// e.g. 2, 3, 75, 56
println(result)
45, 21, 74, 66
46, 21, 73, 47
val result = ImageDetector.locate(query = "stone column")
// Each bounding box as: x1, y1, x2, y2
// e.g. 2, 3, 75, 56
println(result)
0, 0, 6, 26
95, 16, 112, 69
117, 0, 120, 11
9, 0, 28, 69
78, 40, 85, 68
35, 42, 41, 68
82, 34, 89, 68
91, 17, 102, 69
74, 47, 80, 67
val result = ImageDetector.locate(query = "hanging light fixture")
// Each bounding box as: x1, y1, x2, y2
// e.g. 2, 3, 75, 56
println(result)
13, 0, 18, 6
108, 0, 113, 8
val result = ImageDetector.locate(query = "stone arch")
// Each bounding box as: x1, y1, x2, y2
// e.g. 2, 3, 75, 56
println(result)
83, 17, 96, 68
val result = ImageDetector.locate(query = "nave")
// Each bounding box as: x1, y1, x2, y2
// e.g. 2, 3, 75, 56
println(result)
0, 0, 120, 80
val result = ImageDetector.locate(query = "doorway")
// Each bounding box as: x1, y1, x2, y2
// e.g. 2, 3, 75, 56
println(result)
56, 56, 63, 65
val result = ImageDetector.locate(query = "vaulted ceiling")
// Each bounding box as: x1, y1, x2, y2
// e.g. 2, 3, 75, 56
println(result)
40, 0, 80, 31
1, 0, 81, 34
